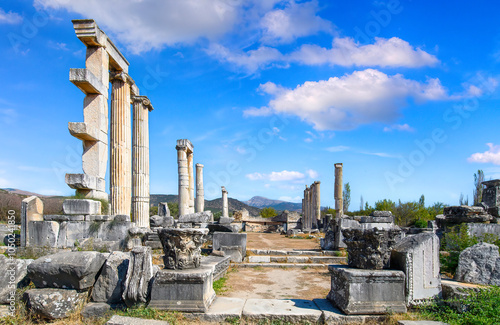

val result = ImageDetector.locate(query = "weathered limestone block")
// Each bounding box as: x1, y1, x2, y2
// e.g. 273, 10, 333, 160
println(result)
327, 265, 406, 315
63, 199, 101, 215
178, 211, 213, 224
70, 68, 107, 95
81, 302, 111, 319
391, 233, 441, 305
92, 251, 130, 304
149, 266, 216, 312
21, 196, 44, 247
342, 228, 402, 269
65, 173, 105, 191
23, 288, 87, 319
232, 209, 248, 221
320, 230, 335, 250
213, 232, 247, 258
0, 255, 33, 304
28, 221, 59, 247
201, 255, 231, 281
158, 202, 170, 217
455, 243, 500, 285
208, 223, 242, 233
219, 245, 243, 263
122, 246, 154, 307
150, 215, 174, 228
219, 217, 235, 224
27, 251, 106, 289
443, 205, 493, 224
158, 228, 208, 270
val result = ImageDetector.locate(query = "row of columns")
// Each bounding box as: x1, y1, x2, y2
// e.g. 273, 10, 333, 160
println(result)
176, 139, 205, 216
68, 20, 154, 228
302, 181, 320, 229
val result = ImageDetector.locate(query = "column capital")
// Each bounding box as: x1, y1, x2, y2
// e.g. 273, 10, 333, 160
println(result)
196, 163, 204, 168
110, 71, 135, 85
132, 96, 154, 111
221, 186, 227, 193
176, 139, 194, 152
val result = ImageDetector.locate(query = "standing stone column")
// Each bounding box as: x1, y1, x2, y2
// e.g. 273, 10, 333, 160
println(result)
188, 153, 195, 214
315, 181, 321, 226
176, 139, 194, 217
110, 72, 133, 216
335, 163, 343, 219
21, 196, 44, 247
195, 164, 204, 212
132, 96, 153, 228
222, 186, 229, 218
306, 186, 311, 229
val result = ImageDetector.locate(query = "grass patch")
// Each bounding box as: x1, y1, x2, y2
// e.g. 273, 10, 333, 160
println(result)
213, 276, 229, 295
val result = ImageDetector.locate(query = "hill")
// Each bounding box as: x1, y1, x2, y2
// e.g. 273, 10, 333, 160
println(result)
245, 196, 302, 212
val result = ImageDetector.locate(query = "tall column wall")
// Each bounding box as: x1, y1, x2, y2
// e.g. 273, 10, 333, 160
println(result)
132, 96, 153, 228
195, 163, 204, 212
335, 163, 343, 218
176, 139, 194, 217
222, 186, 229, 218
110, 72, 132, 216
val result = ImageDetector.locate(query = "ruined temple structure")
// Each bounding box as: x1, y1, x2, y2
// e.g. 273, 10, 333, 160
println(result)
21, 19, 156, 249
302, 181, 320, 230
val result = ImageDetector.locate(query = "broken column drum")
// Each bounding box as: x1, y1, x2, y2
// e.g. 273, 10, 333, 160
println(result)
195, 163, 204, 213
176, 139, 194, 216
132, 96, 153, 228
110, 72, 133, 216
157, 228, 208, 270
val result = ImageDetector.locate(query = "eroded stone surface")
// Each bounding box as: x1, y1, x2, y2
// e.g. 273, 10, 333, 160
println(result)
455, 243, 500, 285
158, 228, 208, 270
23, 288, 87, 319
0, 256, 33, 304
122, 246, 153, 307
92, 251, 130, 304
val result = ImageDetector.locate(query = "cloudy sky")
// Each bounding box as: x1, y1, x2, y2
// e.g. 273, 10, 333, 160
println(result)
1, 0, 499, 210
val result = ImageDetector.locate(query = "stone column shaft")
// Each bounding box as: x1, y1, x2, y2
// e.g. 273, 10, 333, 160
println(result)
335, 163, 343, 219
315, 181, 321, 223
195, 164, 204, 212
110, 72, 132, 216
222, 187, 229, 218
176, 139, 194, 217
188, 153, 195, 214
132, 96, 153, 228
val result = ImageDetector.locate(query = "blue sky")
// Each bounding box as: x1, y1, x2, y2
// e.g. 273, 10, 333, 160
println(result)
1, 0, 500, 210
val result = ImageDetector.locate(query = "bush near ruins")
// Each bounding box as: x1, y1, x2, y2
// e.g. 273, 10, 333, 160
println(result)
260, 207, 277, 218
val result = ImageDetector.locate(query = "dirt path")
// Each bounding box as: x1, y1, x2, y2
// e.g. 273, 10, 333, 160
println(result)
246, 232, 321, 251
220, 266, 331, 300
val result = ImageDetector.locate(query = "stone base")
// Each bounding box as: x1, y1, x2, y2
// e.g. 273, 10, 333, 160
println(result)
149, 266, 216, 312
327, 265, 406, 315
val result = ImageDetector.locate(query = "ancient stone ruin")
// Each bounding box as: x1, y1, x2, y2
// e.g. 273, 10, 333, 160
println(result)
302, 181, 320, 230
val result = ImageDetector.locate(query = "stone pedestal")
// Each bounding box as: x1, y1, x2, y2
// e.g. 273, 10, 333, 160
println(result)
21, 196, 44, 247
132, 96, 153, 228
149, 266, 216, 312
157, 228, 208, 270
327, 265, 406, 315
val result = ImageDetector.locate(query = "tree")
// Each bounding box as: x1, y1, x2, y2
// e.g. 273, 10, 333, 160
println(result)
343, 182, 351, 213
167, 202, 179, 218
375, 199, 396, 212
418, 194, 425, 207
459, 193, 469, 206
360, 195, 364, 211
473, 169, 485, 205
260, 207, 277, 218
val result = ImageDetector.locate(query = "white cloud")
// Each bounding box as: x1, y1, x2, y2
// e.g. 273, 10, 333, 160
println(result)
246, 69, 448, 131
278, 195, 302, 202
246, 170, 305, 182
304, 138, 313, 143
383, 123, 415, 132
260, 0, 332, 44
207, 44, 284, 73
306, 169, 318, 178
290, 37, 438, 68
0, 8, 22, 24
326, 146, 349, 152
36, 0, 243, 53
468, 143, 500, 165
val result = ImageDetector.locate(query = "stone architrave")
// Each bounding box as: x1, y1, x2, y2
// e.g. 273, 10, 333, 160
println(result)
66, 19, 130, 201
21, 196, 44, 247
157, 228, 208, 270
176, 139, 194, 216
221, 186, 229, 219
195, 163, 204, 212
132, 96, 153, 228
391, 232, 441, 306
334, 163, 343, 218
110, 71, 134, 216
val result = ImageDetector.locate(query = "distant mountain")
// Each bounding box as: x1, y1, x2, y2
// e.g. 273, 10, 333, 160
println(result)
245, 196, 302, 212
2, 188, 51, 197
149, 194, 261, 217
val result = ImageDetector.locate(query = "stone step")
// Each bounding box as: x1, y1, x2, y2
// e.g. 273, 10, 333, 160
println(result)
248, 249, 343, 256
237, 263, 327, 268
246, 255, 346, 264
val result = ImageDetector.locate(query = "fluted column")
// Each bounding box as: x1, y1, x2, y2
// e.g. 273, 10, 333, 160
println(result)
176, 139, 194, 217
132, 96, 153, 228
335, 163, 343, 219
195, 163, 204, 212
222, 186, 228, 218
110, 72, 133, 216
188, 152, 195, 214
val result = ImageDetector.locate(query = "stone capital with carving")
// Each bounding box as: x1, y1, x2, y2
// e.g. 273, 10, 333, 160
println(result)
157, 228, 208, 270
